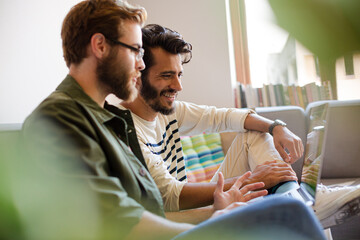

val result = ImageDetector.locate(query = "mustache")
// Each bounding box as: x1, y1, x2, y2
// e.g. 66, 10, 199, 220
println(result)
160, 88, 177, 95
134, 72, 141, 79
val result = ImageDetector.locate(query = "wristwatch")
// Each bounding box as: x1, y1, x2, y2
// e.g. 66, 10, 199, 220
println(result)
269, 119, 287, 136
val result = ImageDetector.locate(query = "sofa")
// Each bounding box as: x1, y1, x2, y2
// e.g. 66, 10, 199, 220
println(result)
181, 99, 360, 239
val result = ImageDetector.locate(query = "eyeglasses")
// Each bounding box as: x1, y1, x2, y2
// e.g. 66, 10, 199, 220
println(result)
106, 38, 144, 61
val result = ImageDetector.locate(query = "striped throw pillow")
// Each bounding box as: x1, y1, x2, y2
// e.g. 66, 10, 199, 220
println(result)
181, 133, 224, 183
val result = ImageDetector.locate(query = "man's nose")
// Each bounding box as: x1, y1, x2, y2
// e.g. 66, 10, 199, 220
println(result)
136, 58, 145, 71
171, 76, 183, 92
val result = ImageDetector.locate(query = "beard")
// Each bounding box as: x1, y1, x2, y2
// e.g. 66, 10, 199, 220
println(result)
140, 75, 175, 115
97, 48, 138, 102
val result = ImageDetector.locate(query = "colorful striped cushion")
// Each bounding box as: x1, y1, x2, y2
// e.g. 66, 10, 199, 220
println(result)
181, 133, 224, 183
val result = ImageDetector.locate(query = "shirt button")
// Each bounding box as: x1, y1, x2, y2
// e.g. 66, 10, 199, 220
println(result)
128, 129, 132, 133
139, 167, 147, 177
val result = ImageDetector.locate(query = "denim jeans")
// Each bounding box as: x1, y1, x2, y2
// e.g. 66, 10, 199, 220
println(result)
173, 196, 326, 240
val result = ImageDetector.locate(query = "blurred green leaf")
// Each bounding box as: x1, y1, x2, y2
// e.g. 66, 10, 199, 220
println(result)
268, 0, 360, 60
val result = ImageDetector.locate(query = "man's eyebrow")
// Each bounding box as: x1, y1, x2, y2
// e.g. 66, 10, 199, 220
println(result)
159, 71, 176, 75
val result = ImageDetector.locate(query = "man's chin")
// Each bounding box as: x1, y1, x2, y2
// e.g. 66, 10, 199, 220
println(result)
114, 86, 138, 103
126, 87, 138, 103
159, 107, 175, 115
149, 103, 175, 115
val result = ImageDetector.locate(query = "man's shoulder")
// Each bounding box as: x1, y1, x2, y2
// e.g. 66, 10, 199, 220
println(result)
23, 91, 85, 130
156, 112, 178, 127
29, 91, 79, 117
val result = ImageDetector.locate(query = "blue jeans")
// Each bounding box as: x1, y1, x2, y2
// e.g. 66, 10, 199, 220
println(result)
173, 196, 326, 240
272, 180, 300, 194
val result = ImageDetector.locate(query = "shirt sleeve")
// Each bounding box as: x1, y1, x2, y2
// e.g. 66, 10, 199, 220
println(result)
175, 101, 256, 136
22, 99, 145, 238
138, 141, 186, 212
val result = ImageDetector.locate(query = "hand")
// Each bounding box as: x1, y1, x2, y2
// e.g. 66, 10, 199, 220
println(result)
245, 160, 298, 189
213, 172, 267, 211
272, 126, 304, 163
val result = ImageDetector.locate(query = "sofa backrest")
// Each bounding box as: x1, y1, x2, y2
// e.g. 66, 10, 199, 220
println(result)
0, 123, 22, 158
0, 123, 23, 238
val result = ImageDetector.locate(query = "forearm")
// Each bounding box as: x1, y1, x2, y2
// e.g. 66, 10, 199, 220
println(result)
179, 179, 236, 210
165, 206, 214, 224
243, 113, 272, 133
177, 101, 252, 135
125, 211, 194, 240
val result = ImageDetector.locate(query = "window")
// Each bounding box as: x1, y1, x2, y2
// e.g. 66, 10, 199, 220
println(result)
228, 0, 360, 103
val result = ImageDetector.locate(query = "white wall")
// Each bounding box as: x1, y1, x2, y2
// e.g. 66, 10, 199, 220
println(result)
0, 0, 81, 124
0, 0, 234, 124
128, 0, 234, 108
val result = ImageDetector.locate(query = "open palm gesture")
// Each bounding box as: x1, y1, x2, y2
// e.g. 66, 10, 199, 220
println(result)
213, 171, 267, 211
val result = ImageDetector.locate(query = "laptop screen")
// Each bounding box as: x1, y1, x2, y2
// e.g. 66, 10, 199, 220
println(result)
300, 103, 329, 198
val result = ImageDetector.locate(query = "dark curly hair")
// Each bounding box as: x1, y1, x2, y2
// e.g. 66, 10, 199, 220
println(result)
141, 24, 192, 80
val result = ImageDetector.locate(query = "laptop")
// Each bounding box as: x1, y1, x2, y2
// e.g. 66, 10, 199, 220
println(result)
279, 103, 329, 206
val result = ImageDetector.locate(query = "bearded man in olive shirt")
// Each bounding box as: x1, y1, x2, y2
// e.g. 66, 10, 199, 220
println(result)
21, 1, 326, 239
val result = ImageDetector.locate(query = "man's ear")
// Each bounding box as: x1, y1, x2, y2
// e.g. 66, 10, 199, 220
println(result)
90, 33, 108, 59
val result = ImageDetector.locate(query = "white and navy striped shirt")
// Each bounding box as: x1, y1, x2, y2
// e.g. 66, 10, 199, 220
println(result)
143, 118, 187, 181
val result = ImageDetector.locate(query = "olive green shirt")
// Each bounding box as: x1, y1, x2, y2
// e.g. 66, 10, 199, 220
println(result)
22, 75, 165, 237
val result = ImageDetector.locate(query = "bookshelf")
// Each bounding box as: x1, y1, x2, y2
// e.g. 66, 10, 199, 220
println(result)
235, 81, 333, 109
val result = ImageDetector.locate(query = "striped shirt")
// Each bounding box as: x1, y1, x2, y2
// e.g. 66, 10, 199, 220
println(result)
143, 118, 187, 182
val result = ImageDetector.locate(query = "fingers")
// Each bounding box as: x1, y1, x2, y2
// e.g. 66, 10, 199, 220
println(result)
275, 168, 298, 178
276, 145, 290, 163
233, 171, 251, 189
290, 137, 304, 162
215, 172, 225, 194
284, 141, 298, 163
278, 174, 298, 183
258, 161, 298, 174
262, 160, 277, 165
263, 160, 294, 169
239, 181, 265, 193
273, 128, 304, 163
243, 189, 268, 202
